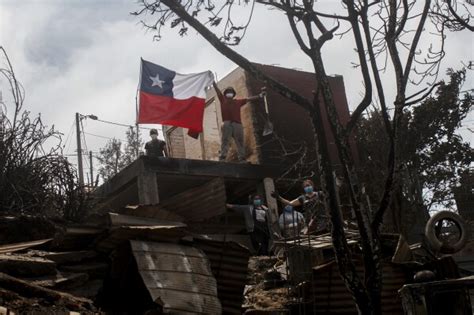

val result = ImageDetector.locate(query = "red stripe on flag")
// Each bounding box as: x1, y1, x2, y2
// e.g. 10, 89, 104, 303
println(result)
138, 91, 205, 133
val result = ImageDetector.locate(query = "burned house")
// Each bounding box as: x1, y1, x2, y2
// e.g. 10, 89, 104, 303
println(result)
96, 64, 358, 245
164, 63, 356, 169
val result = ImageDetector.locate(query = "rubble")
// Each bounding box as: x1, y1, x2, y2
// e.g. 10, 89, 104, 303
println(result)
0, 272, 96, 313
243, 256, 290, 312
0, 255, 56, 278
0, 199, 471, 314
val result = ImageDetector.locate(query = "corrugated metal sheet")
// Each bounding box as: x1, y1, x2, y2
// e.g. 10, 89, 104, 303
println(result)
313, 260, 408, 314
158, 177, 226, 222
194, 237, 251, 314
130, 240, 221, 314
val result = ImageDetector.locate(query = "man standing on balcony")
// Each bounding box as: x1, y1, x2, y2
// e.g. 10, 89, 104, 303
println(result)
144, 128, 167, 157
213, 82, 263, 162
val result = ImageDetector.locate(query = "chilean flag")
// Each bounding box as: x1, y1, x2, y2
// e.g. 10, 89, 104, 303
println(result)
137, 59, 214, 135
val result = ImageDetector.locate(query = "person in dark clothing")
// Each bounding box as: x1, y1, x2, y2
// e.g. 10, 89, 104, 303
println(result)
144, 128, 167, 157
226, 194, 270, 255
273, 179, 329, 234
213, 82, 263, 162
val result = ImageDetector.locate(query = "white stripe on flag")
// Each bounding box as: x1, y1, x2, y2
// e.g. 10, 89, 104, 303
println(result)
172, 71, 214, 99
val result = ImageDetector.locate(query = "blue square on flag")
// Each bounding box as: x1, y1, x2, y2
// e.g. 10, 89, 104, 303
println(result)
140, 59, 175, 97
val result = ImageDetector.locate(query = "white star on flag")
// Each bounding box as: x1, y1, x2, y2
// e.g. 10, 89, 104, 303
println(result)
149, 74, 165, 88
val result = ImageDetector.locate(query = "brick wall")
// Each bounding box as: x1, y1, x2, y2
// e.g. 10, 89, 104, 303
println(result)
166, 127, 186, 158
201, 98, 221, 160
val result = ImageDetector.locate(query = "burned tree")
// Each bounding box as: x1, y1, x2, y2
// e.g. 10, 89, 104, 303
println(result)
133, 1, 472, 313
0, 47, 83, 221
96, 127, 143, 182
356, 69, 473, 237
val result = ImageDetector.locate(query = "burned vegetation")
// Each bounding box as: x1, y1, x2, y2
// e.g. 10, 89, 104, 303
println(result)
0, 47, 84, 223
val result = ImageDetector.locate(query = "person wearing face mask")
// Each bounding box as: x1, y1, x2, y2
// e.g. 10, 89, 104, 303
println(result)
226, 194, 269, 255
213, 82, 264, 162
272, 179, 329, 234
144, 128, 167, 157
278, 205, 305, 238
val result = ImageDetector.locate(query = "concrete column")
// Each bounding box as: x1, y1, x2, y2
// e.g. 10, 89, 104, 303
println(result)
137, 172, 159, 205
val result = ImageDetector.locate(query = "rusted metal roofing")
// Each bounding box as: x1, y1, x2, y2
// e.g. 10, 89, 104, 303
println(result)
313, 260, 408, 314
130, 240, 221, 314
158, 177, 227, 222
193, 237, 251, 314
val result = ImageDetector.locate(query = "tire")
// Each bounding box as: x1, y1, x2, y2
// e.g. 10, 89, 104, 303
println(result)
425, 211, 467, 254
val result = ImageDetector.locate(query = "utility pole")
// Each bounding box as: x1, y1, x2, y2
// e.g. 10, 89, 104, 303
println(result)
89, 151, 94, 188
75, 112, 84, 187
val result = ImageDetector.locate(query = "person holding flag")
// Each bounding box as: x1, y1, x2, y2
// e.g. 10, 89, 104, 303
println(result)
213, 82, 264, 162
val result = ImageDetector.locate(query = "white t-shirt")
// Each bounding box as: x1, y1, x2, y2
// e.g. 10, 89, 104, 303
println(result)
254, 208, 267, 222
279, 211, 305, 236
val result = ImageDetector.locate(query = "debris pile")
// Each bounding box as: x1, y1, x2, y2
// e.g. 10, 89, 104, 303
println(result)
242, 228, 474, 314
0, 207, 472, 314
0, 211, 251, 314
243, 256, 289, 312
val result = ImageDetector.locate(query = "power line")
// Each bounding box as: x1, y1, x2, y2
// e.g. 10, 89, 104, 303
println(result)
83, 131, 126, 142
63, 120, 76, 155
92, 117, 154, 130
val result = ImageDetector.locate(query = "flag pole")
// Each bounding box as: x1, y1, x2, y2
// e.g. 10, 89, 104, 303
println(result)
135, 59, 142, 157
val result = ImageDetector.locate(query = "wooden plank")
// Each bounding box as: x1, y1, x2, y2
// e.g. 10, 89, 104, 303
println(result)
0, 239, 53, 255
42, 251, 97, 265
27, 272, 89, 290
0, 272, 95, 311
0, 255, 56, 277
108, 212, 186, 228
142, 156, 278, 180
263, 177, 278, 224
121, 205, 185, 222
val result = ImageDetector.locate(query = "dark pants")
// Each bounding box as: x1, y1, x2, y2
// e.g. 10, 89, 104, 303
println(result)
251, 221, 269, 256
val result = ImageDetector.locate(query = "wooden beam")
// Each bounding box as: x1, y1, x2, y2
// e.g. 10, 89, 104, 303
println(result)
263, 177, 279, 224
142, 156, 278, 180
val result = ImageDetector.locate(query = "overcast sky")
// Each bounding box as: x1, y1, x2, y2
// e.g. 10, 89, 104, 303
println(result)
0, 0, 472, 172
